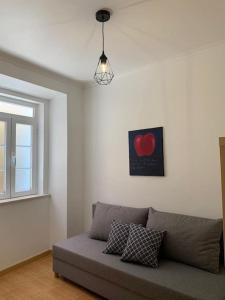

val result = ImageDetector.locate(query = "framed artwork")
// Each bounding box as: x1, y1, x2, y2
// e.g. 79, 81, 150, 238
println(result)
128, 127, 164, 176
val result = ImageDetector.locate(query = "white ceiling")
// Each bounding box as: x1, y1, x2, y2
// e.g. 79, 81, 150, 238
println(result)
0, 0, 225, 82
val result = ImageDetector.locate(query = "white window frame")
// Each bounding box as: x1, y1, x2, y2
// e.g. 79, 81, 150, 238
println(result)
0, 113, 11, 200
0, 97, 38, 200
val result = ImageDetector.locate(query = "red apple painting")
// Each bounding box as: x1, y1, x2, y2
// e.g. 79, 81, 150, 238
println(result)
134, 133, 156, 157
129, 127, 164, 176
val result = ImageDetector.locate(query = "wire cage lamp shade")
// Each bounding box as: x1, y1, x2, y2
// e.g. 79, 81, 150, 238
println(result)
94, 51, 114, 85
94, 10, 114, 85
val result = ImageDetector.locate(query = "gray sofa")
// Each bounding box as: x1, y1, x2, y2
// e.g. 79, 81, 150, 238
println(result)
53, 203, 225, 300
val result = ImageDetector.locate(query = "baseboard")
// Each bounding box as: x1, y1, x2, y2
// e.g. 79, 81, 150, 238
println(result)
0, 249, 52, 276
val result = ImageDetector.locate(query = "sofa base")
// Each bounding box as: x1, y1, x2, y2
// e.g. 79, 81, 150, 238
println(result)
53, 234, 225, 300
53, 258, 150, 300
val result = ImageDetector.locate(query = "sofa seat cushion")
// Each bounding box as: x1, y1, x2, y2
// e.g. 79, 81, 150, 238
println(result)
53, 233, 225, 300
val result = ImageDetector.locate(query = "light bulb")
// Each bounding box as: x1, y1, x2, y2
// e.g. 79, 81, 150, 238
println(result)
100, 62, 108, 73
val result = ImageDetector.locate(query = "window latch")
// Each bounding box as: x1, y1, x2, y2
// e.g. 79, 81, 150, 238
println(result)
11, 154, 16, 167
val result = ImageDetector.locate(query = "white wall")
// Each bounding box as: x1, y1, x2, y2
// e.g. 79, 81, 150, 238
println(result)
0, 197, 49, 270
83, 43, 225, 229
49, 95, 67, 245
67, 86, 85, 236
0, 52, 83, 270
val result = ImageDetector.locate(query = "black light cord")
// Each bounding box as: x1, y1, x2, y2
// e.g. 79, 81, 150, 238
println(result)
102, 22, 105, 52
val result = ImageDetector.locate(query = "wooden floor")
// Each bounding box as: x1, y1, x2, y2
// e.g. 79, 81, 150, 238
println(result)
0, 254, 103, 300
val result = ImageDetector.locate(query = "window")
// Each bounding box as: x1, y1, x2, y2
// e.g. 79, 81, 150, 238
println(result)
0, 97, 37, 199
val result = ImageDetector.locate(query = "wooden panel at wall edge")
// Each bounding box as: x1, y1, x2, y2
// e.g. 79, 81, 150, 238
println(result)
219, 137, 225, 266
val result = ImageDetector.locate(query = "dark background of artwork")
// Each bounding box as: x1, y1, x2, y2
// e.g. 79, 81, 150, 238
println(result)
128, 127, 164, 176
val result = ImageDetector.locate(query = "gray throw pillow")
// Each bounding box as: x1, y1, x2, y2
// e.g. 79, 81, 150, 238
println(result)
121, 224, 164, 268
89, 202, 149, 241
103, 221, 130, 255
146, 208, 223, 273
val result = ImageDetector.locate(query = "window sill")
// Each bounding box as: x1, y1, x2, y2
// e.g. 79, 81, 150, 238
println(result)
0, 194, 50, 205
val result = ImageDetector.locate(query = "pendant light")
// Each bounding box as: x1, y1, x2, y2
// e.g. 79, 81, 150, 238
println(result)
94, 9, 114, 85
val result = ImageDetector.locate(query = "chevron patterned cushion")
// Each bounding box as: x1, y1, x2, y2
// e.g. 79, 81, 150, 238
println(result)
121, 224, 164, 268
103, 221, 130, 255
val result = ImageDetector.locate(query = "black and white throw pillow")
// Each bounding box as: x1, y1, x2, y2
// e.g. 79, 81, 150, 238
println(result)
103, 221, 130, 255
121, 224, 164, 268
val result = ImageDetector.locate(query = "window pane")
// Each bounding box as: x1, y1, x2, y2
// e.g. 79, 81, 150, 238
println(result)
0, 121, 6, 145
15, 123, 33, 193
0, 100, 33, 117
16, 124, 32, 146
16, 146, 31, 169
0, 171, 5, 194
15, 169, 32, 192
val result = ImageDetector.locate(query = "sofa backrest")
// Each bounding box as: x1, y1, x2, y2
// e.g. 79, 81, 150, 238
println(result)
90, 202, 149, 241
91, 202, 224, 267
220, 236, 224, 263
